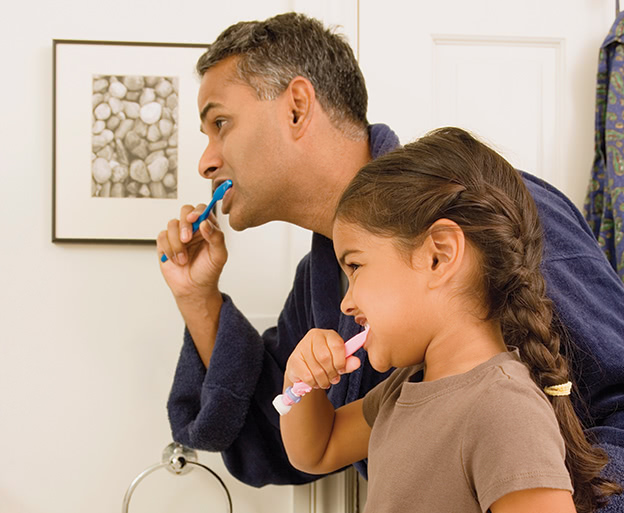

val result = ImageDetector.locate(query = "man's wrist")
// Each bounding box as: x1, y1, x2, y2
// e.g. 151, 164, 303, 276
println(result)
175, 289, 223, 322
176, 290, 224, 369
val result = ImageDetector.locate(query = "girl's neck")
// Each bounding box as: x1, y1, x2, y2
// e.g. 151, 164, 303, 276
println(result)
422, 317, 507, 382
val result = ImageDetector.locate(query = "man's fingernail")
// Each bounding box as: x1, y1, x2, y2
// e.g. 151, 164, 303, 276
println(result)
181, 228, 190, 242
176, 253, 187, 265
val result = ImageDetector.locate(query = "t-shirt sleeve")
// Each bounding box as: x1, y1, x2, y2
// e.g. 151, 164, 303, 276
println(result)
362, 380, 385, 427
461, 376, 573, 512
362, 367, 415, 427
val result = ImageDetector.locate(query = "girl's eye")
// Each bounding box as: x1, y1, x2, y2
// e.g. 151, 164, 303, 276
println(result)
347, 263, 360, 273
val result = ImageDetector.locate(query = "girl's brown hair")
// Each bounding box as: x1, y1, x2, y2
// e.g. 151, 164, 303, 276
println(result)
336, 127, 621, 512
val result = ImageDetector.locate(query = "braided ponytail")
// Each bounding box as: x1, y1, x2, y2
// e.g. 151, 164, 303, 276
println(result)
491, 187, 620, 513
336, 127, 622, 511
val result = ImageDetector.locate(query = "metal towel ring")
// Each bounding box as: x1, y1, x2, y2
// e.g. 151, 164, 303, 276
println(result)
122, 442, 233, 513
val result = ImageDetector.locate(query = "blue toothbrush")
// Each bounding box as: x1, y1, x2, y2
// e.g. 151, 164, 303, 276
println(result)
160, 179, 233, 263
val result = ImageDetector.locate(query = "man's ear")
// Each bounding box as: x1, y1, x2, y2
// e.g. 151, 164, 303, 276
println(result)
285, 76, 315, 139
417, 219, 465, 289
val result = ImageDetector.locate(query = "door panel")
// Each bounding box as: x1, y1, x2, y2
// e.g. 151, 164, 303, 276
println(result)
360, 0, 615, 206
432, 35, 561, 185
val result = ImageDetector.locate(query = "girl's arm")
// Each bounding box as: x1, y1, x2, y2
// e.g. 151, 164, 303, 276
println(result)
490, 488, 576, 513
281, 393, 371, 474
280, 329, 371, 474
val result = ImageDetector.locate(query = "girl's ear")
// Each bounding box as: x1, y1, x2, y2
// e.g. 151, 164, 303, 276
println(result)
417, 219, 465, 289
285, 76, 315, 139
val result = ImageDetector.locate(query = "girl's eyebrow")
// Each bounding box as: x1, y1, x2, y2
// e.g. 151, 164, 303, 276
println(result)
338, 249, 362, 266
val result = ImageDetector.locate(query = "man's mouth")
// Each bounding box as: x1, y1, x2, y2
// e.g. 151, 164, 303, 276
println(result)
220, 185, 234, 214
212, 178, 231, 194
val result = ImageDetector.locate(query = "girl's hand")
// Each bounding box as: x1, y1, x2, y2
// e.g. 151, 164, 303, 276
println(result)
285, 329, 362, 390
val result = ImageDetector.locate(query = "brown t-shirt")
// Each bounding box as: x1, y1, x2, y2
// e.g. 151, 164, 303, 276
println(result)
362, 350, 573, 512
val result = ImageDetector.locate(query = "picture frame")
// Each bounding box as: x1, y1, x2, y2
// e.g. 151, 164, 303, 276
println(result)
53, 39, 211, 243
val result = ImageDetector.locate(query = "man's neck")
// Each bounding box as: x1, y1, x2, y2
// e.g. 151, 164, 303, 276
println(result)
287, 136, 372, 238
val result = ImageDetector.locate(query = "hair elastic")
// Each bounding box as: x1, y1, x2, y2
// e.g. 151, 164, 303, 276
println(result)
544, 381, 572, 397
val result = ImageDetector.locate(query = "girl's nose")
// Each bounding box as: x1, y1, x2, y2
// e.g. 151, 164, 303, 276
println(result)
340, 287, 356, 316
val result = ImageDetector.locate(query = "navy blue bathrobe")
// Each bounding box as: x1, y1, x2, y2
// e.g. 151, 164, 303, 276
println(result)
168, 124, 624, 509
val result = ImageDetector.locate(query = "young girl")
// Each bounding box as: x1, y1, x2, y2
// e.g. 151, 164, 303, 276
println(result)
279, 127, 621, 512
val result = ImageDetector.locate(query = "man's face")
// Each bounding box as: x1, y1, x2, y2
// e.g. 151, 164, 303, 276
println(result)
197, 57, 292, 231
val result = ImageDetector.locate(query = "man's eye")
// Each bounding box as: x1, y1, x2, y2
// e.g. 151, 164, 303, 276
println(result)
215, 119, 226, 130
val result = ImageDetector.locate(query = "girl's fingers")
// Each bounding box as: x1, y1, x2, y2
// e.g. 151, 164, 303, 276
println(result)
287, 329, 350, 390
325, 331, 348, 375
308, 330, 348, 388
344, 355, 362, 374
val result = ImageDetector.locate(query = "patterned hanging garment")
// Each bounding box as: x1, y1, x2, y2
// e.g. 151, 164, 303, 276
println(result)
585, 12, 624, 283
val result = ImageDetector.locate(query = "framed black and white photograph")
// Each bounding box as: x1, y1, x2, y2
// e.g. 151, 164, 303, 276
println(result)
53, 40, 210, 243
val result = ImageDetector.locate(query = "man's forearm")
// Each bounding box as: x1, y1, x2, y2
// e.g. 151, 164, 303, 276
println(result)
175, 292, 223, 368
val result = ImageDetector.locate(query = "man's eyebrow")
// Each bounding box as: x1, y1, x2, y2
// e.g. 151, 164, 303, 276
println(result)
338, 249, 362, 266
199, 101, 224, 123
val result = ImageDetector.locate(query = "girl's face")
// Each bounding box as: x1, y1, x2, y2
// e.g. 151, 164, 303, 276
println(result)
333, 219, 437, 372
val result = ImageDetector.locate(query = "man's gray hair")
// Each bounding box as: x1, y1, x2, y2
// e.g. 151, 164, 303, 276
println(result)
196, 12, 368, 140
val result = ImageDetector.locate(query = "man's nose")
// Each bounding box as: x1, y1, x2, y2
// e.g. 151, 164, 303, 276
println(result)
198, 139, 222, 178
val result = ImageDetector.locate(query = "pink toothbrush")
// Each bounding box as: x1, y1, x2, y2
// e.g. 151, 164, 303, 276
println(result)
273, 327, 369, 416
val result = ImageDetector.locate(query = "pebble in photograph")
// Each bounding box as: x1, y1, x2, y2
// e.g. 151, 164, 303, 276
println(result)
91, 74, 179, 199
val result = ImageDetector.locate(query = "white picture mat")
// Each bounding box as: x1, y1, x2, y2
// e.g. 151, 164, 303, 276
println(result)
54, 41, 210, 241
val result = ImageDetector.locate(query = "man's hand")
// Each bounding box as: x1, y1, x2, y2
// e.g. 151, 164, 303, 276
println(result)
157, 204, 228, 368
157, 204, 228, 302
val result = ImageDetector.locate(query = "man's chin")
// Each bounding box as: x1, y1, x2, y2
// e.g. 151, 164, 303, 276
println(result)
225, 202, 272, 231
226, 212, 260, 232
228, 220, 247, 232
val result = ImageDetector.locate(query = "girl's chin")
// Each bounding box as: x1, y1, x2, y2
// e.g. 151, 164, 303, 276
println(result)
368, 355, 392, 373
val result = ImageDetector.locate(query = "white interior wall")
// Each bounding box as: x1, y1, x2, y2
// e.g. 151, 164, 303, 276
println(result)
0, 1, 299, 512
1, 0, 618, 511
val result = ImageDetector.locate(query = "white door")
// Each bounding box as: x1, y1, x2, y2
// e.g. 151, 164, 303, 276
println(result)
353, 0, 615, 508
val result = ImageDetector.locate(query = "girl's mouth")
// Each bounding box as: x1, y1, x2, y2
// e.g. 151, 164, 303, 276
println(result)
355, 316, 368, 327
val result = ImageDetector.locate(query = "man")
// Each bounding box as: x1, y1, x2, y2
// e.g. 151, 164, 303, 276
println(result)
157, 12, 624, 506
